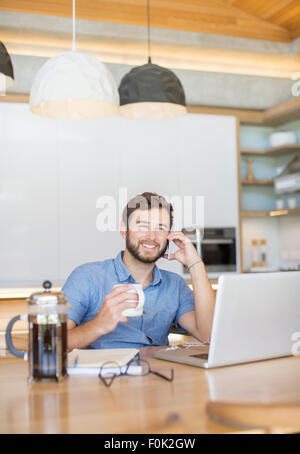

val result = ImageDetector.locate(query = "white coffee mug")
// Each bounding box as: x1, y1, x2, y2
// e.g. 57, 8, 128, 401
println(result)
113, 284, 145, 317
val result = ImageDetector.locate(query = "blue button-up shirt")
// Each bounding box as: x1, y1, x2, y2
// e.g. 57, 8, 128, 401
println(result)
62, 251, 195, 348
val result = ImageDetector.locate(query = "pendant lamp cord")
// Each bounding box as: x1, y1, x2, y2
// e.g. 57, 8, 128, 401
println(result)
147, 0, 151, 63
72, 0, 77, 51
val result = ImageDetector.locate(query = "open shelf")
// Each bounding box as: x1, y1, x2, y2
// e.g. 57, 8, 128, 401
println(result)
241, 179, 274, 186
242, 208, 300, 217
240, 144, 300, 157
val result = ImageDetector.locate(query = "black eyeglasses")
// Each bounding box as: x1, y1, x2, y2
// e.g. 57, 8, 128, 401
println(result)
98, 355, 174, 388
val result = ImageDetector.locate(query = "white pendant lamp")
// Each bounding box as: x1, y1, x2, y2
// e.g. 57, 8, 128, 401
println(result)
118, 0, 186, 120
30, 0, 119, 119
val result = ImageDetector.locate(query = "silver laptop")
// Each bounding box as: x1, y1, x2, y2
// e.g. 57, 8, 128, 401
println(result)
154, 271, 300, 368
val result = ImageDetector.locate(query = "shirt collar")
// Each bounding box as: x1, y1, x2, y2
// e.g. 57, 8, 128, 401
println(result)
114, 251, 162, 286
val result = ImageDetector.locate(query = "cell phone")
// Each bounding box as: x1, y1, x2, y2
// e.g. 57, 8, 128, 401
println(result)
167, 239, 171, 260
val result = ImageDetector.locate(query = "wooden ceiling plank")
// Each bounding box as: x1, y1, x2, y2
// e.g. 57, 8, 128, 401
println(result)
278, 8, 300, 31
222, 0, 300, 36
152, 0, 293, 42
260, 0, 300, 28
291, 27, 300, 39
0, 0, 292, 42
260, 0, 296, 20
223, 0, 278, 17
222, 0, 282, 18
223, 0, 238, 6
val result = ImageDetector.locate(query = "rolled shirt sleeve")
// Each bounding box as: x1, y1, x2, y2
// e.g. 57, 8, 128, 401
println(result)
62, 265, 91, 326
174, 277, 195, 332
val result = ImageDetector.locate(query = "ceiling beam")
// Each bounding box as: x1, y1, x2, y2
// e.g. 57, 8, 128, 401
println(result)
2, 26, 299, 78
0, 0, 292, 42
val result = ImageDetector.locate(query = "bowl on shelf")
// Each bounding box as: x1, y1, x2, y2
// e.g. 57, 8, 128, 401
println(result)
287, 198, 297, 209
269, 131, 297, 148
276, 199, 284, 210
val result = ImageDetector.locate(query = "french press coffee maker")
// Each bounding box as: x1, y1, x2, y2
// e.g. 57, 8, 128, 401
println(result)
5, 281, 70, 382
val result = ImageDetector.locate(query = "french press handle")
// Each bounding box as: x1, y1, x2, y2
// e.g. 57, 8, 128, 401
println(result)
5, 314, 28, 359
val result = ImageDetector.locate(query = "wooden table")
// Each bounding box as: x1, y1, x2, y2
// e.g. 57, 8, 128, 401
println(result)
1, 346, 300, 434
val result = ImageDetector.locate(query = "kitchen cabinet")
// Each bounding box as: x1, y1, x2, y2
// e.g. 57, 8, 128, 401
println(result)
0, 103, 239, 285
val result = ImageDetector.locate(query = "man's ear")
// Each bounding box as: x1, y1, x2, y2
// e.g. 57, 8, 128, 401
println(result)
120, 221, 127, 241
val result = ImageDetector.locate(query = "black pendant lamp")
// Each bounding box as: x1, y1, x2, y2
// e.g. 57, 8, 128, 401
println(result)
118, 0, 186, 119
0, 42, 14, 95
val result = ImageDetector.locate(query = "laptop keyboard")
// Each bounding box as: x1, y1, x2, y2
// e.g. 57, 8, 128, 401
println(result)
189, 353, 209, 360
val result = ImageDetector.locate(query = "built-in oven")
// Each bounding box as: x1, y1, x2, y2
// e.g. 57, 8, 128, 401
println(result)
182, 227, 237, 275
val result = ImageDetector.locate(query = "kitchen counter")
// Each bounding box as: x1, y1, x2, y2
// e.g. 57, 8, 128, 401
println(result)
185, 278, 218, 290
0, 286, 62, 300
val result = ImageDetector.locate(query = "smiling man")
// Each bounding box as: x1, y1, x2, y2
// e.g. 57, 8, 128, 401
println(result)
63, 192, 216, 350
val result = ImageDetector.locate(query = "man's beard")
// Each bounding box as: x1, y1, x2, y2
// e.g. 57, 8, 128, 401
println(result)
126, 232, 168, 264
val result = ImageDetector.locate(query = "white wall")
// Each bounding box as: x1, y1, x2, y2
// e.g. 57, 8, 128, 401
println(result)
0, 103, 238, 286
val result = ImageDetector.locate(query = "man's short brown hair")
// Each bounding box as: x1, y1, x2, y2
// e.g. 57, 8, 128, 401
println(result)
122, 192, 174, 230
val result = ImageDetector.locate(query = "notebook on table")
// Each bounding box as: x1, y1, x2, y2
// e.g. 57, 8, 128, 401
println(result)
68, 348, 141, 376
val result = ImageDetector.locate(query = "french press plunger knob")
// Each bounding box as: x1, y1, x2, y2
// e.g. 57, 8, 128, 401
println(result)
43, 280, 52, 292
